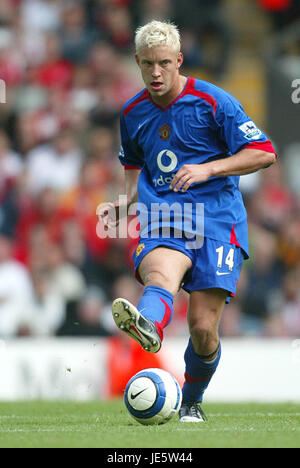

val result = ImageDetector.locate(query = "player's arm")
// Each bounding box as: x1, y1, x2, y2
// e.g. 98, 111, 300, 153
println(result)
207, 147, 276, 176
170, 148, 276, 193
124, 167, 140, 207
97, 168, 140, 230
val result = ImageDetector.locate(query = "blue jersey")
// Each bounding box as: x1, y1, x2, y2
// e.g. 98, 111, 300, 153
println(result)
119, 77, 274, 257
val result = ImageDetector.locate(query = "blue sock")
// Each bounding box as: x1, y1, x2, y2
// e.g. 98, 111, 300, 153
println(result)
182, 338, 221, 403
137, 285, 174, 340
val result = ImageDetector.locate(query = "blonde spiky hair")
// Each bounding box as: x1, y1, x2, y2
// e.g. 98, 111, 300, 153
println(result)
135, 20, 181, 55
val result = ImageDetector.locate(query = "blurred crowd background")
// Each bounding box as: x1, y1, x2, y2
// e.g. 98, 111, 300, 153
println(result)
0, 0, 299, 340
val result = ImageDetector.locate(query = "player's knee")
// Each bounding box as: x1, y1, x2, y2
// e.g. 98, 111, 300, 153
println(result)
189, 320, 218, 355
142, 269, 177, 296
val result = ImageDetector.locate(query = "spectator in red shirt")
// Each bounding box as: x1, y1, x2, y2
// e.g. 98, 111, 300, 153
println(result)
257, 0, 300, 29
32, 33, 74, 90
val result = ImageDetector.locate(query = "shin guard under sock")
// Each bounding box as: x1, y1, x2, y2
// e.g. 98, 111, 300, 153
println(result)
137, 285, 174, 340
182, 338, 221, 403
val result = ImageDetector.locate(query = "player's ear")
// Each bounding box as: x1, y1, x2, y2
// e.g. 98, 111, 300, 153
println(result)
177, 52, 184, 69
135, 54, 140, 67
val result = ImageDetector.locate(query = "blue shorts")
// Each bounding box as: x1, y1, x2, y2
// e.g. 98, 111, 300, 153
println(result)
133, 237, 245, 302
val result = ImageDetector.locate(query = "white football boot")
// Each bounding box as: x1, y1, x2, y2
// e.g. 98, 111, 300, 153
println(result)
112, 298, 162, 353
179, 403, 207, 423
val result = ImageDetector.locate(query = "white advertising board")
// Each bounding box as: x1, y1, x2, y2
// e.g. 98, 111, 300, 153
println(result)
0, 337, 299, 401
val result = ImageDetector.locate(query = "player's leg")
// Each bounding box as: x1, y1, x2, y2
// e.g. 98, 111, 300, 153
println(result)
137, 247, 192, 337
180, 288, 226, 422
188, 288, 226, 356
112, 246, 192, 352
138, 247, 192, 296
179, 238, 245, 422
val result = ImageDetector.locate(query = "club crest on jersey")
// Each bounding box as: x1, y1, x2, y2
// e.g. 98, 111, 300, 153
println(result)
239, 121, 262, 140
159, 124, 171, 140
135, 243, 145, 257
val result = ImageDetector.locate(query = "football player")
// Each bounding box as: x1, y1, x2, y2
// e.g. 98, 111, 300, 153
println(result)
97, 20, 276, 422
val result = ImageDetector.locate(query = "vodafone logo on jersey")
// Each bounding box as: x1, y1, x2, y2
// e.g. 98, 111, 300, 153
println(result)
157, 150, 178, 172
154, 150, 178, 187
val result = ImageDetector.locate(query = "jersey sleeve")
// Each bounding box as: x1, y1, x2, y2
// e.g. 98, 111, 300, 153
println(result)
118, 112, 144, 170
215, 93, 272, 156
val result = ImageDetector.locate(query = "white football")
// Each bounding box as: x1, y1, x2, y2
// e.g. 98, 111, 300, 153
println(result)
124, 368, 182, 425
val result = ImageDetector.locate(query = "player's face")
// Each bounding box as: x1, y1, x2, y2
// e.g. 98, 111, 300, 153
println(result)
135, 45, 184, 106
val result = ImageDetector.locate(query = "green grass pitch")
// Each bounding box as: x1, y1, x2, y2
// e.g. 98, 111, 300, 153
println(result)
0, 400, 299, 448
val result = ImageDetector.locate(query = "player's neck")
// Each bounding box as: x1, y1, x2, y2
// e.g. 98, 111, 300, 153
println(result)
150, 75, 187, 108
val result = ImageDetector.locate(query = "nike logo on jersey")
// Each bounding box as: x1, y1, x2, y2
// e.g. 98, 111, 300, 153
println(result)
138, 120, 148, 130
130, 388, 147, 400
216, 271, 231, 276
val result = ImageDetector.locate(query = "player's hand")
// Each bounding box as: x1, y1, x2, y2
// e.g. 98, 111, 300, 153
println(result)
170, 164, 211, 192
96, 201, 121, 232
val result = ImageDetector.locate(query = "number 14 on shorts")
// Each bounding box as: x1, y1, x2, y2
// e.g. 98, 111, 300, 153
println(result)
216, 246, 234, 271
